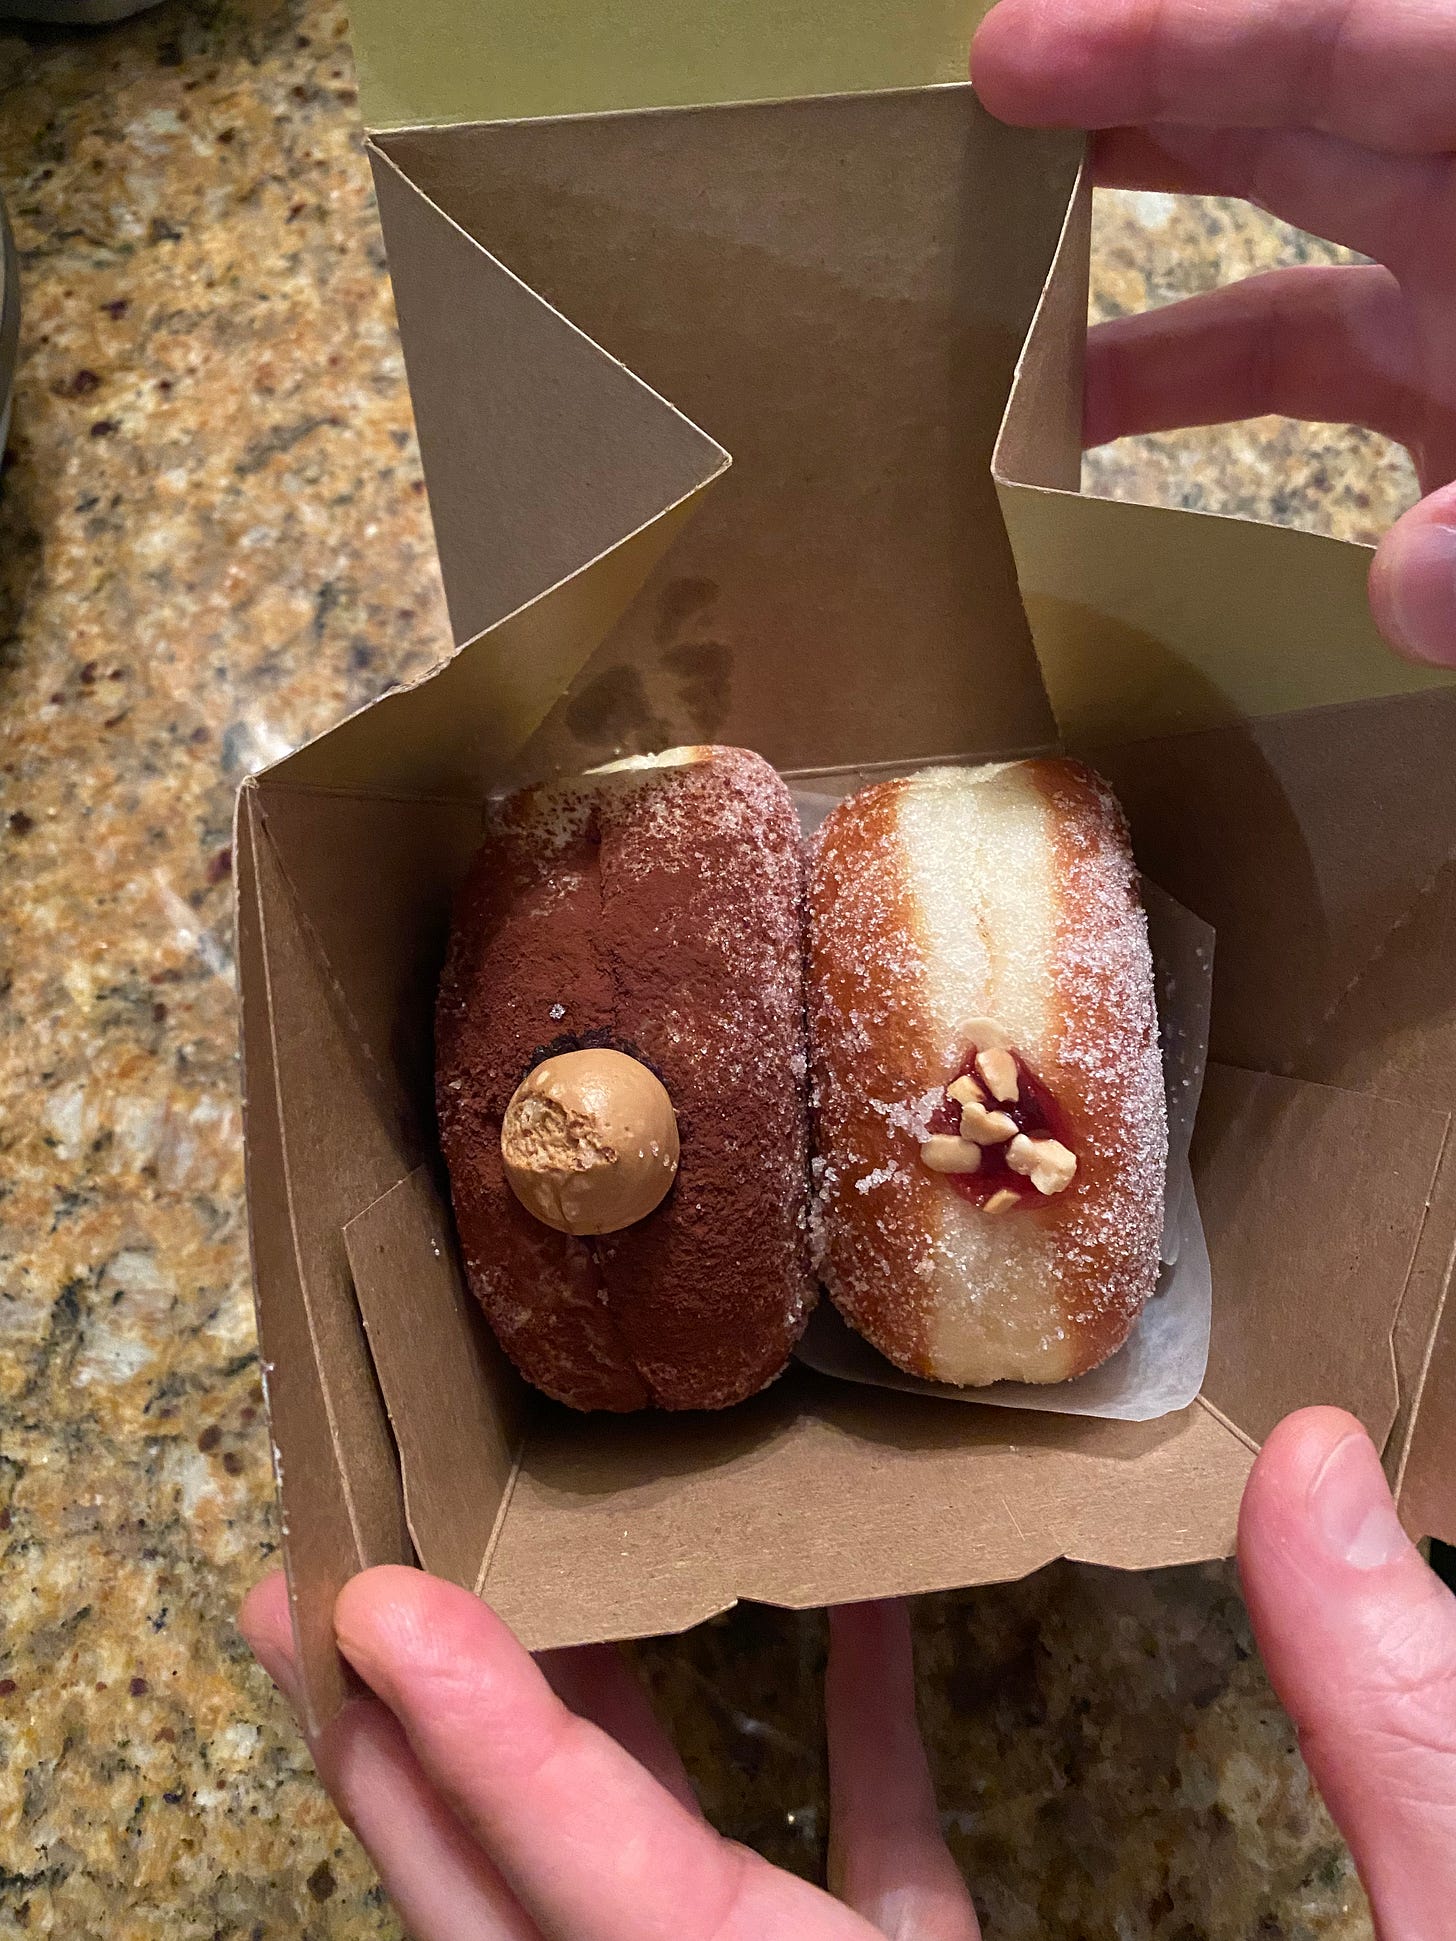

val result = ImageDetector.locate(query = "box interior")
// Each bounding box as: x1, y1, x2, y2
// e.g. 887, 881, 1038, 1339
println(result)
238, 87, 1456, 1727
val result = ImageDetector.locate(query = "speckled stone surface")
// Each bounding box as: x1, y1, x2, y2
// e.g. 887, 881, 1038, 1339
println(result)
1084, 188, 1417, 543
0, 8, 1404, 1936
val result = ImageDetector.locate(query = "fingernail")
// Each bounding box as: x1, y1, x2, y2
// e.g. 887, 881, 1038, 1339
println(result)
1308, 1431, 1412, 1569
1381, 522, 1456, 666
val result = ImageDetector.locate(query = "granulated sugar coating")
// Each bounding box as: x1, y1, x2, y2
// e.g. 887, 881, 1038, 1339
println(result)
435, 745, 814, 1411
808, 760, 1165, 1386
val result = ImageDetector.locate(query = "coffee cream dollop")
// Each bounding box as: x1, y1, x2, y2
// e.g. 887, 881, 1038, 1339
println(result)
500, 1049, 680, 1235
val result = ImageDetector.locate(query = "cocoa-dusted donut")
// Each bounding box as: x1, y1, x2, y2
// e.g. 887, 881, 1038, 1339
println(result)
807, 759, 1165, 1386
436, 746, 814, 1411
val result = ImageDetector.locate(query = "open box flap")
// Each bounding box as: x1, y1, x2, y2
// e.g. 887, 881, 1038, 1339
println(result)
268, 150, 729, 801
993, 168, 1456, 747
366, 146, 729, 658
268, 94, 1082, 796
348, 0, 996, 133
245, 782, 481, 1128
995, 484, 1452, 746
1091, 691, 1456, 1076
263, 520, 709, 802
374, 92, 1076, 773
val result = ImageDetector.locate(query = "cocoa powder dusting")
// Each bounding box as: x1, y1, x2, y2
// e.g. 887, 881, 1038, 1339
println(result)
435, 748, 813, 1411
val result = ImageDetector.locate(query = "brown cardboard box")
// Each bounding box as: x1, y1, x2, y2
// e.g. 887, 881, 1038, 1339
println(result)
237, 1, 1456, 1727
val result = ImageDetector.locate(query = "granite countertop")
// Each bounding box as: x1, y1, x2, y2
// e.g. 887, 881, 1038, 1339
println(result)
0, 5, 1415, 1936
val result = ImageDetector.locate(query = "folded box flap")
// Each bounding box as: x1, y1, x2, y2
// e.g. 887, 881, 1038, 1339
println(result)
241, 781, 517, 1722
1194, 1063, 1448, 1451
989, 158, 1088, 498
1287, 845, 1456, 1523
373, 143, 729, 657
274, 519, 720, 801
345, 1167, 530, 1593
247, 782, 480, 1129
1093, 689, 1456, 1078
1007, 488, 1452, 746
1295, 828, 1456, 1112
482, 1381, 1253, 1652
235, 787, 412, 1730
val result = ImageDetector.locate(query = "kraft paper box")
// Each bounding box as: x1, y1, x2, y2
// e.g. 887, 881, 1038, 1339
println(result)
236, 0, 1456, 1726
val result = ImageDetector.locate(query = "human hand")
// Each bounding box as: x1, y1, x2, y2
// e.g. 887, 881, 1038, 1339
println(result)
239, 1572, 980, 1940
972, 0, 1456, 667
1239, 1407, 1456, 1938
240, 1412, 1456, 1939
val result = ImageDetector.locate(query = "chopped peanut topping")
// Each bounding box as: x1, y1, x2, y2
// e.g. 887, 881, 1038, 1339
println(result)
919, 1135, 984, 1175
983, 1188, 1020, 1215
947, 1074, 986, 1108
974, 1047, 1020, 1103
1006, 1133, 1078, 1197
959, 1100, 1018, 1145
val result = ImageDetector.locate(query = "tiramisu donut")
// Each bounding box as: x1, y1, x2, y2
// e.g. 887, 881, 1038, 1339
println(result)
807, 760, 1165, 1386
436, 746, 814, 1412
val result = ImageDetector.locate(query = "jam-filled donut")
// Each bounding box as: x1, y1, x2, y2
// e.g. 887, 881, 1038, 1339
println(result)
436, 746, 814, 1412
807, 759, 1165, 1386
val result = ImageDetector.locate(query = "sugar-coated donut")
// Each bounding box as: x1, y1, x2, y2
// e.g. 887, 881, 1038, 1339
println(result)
807, 759, 1165, 1386
436, 746, 814, 1411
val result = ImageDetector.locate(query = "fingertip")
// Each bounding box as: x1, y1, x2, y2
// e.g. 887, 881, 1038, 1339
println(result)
333, 1562, 429, 1641
1239, 1407, 1370, 1553
334, 1567, 524, 1718
970, 0, 1073, 124
825, 1601, 981, 1936
1370, 487, 1456, 668
1249, 1405, 1367, 1492
1237, 1415, 1456, 1926
239, 1567, 290, 1644
238, 1569, 301, 1705
335, 1565, 457, 1679
1081, 319, 1126, 452
1241, 1407, 1423, 1614
826, 1601, 920, 1767
828, 1595, 902, 1639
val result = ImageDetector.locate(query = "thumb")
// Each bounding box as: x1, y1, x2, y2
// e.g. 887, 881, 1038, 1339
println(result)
1369, 480, 1456, 669
1239, 1408, 1456, 1938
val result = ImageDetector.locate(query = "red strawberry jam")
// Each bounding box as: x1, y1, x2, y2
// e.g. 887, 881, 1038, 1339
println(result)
923, 1047, 1074, 1208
